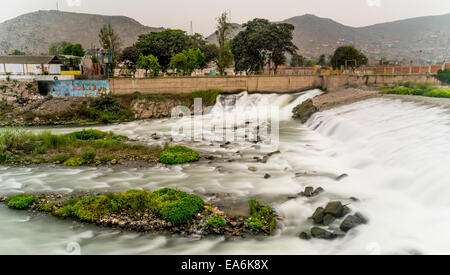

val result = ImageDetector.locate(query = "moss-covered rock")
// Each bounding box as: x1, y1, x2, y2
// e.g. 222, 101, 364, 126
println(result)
292, 99, 318, 123
6, 194, 36, 209
159, 146, 200, 165
207, 214, 227, 227
246, 199, 276, 234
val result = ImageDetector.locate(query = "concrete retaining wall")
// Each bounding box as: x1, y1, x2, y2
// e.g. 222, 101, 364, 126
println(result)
109, 74, 440, 95
109, 76, 322, 95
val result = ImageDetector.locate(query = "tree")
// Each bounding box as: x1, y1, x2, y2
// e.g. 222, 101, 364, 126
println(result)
136, 54, 161, 77
202, 44, 219, 66
120, 45, 140, 75
290, 54, 305, 67
232, 18, 297, 74
99, 24, 122, 67
136, 29, 192, 71
215, 12, 235, 75
49, 41, 71, 55
169, 48, 205, 76
169, 52, 187, 75
329, 46, 368, 69
62, 43, 85, 57
317, 54, 327, 66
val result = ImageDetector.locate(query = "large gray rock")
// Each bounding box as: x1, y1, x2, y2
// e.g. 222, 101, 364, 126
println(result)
323, 214, 335, 226
324, 201, 345, 218
310, 227, 338, 240
292, 99, 318, 123
340, 212, 367, 232
312, 207, 325, 224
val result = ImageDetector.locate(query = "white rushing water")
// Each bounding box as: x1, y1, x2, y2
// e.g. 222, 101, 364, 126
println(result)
1, 91, 450, 255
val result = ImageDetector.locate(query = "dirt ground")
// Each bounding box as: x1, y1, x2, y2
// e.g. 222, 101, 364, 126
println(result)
313, 86, 381, 111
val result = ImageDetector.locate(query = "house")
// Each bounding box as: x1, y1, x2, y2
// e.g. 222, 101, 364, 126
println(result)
0, 55, 63, 75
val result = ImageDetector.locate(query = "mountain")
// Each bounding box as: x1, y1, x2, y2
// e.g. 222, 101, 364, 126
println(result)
1, 10, 449, 63
0, 10, 163, 55
208, 13, 450, 63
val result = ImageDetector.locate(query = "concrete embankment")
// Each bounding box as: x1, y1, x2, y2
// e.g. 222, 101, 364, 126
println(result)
109, 74, 440, 95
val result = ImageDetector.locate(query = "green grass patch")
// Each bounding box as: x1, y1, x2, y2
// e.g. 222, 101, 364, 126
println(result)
207, 214, 227, 227
379, 81, 450, 99
0, 127, 162, 166
24, 94, 134, 125
7, 194, 36, 209
246, 199, 276, 234
159, 146, 200, 165
32, 188, 205, 225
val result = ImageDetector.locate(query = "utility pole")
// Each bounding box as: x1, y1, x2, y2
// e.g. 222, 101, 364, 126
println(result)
56, 1, 59, 11
190, 21, 193, 36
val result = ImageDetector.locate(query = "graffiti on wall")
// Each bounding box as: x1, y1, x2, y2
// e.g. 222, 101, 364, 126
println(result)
50, 80, 109, 97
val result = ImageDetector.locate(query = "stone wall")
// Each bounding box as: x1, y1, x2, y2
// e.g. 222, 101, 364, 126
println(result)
0, 81, 42, 108
322, 74, 440, 92
109, 76, 322, 95
109, 74, 440, 95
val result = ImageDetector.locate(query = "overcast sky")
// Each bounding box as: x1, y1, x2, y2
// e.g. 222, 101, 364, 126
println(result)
1, 0, 449, 35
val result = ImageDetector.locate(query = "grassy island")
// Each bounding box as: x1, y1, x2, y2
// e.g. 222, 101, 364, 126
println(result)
0, 128, 201, 166
2, 190, 277, 236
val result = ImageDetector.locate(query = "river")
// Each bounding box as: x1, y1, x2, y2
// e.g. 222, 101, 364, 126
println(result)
1, 90, 449, 255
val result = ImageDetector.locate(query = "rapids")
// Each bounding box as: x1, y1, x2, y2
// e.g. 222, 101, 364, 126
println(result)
1, 91, 449, 255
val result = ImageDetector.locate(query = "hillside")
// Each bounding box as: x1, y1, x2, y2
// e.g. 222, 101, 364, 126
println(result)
1, 10, 449, 63
208, 13, 450, 63
0, 10, 163, 55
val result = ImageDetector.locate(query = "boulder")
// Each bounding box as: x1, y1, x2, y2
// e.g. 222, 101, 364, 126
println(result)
312, 207, 325, 224
323, 214, 335, 226
324, 201, 345, 218
303, 187, 314, 197
310, 227, 338, 240
299, 232, 311, 240
264, 173, 271, 179
248, 167, 258, 172
292, 99, 318, 123
339, 213, 367, 232
336, 174, 349, 181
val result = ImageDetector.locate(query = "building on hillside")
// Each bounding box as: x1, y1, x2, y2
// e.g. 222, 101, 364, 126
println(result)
0, 56, 63, 75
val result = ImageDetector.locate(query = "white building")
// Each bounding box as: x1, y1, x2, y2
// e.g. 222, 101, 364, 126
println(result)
0, 56, 62, 75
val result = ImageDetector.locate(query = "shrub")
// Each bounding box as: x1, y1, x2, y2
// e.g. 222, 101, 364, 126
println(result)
246, 199, 276, 233
158, 146, 200, 165
0, 128, 38, 161
423, 89, 450, 98
68, 129, 109, 140
64, 157, 85, 166
159, 195, 205, 225
207, 214, 226, 227
35, 188, 205, 225
7, 194, 36, 209
81, 150, 96, 164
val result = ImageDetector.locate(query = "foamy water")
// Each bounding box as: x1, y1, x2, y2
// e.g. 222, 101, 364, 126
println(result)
1, 92, 449, 254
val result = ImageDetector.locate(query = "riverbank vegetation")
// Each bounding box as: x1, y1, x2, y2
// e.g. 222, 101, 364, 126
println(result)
0, 128, 161, 165
436, 69, 450, 84
159, 146, 200, 165
25, 94, 134, 125
380, 82, 450, 98
121, 89, 222, 108
2, 191, 277, 236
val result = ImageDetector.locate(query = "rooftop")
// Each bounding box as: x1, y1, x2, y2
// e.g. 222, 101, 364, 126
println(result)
0, 55, 62, 64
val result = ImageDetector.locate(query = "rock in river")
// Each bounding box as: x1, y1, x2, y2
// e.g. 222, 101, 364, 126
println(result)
310, 227, 338, 240
323, 214, 335, 226
299, 232, 311, 240
340, 212, 367, 232
312, 207, 325, 224
324, 201, 345, 218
